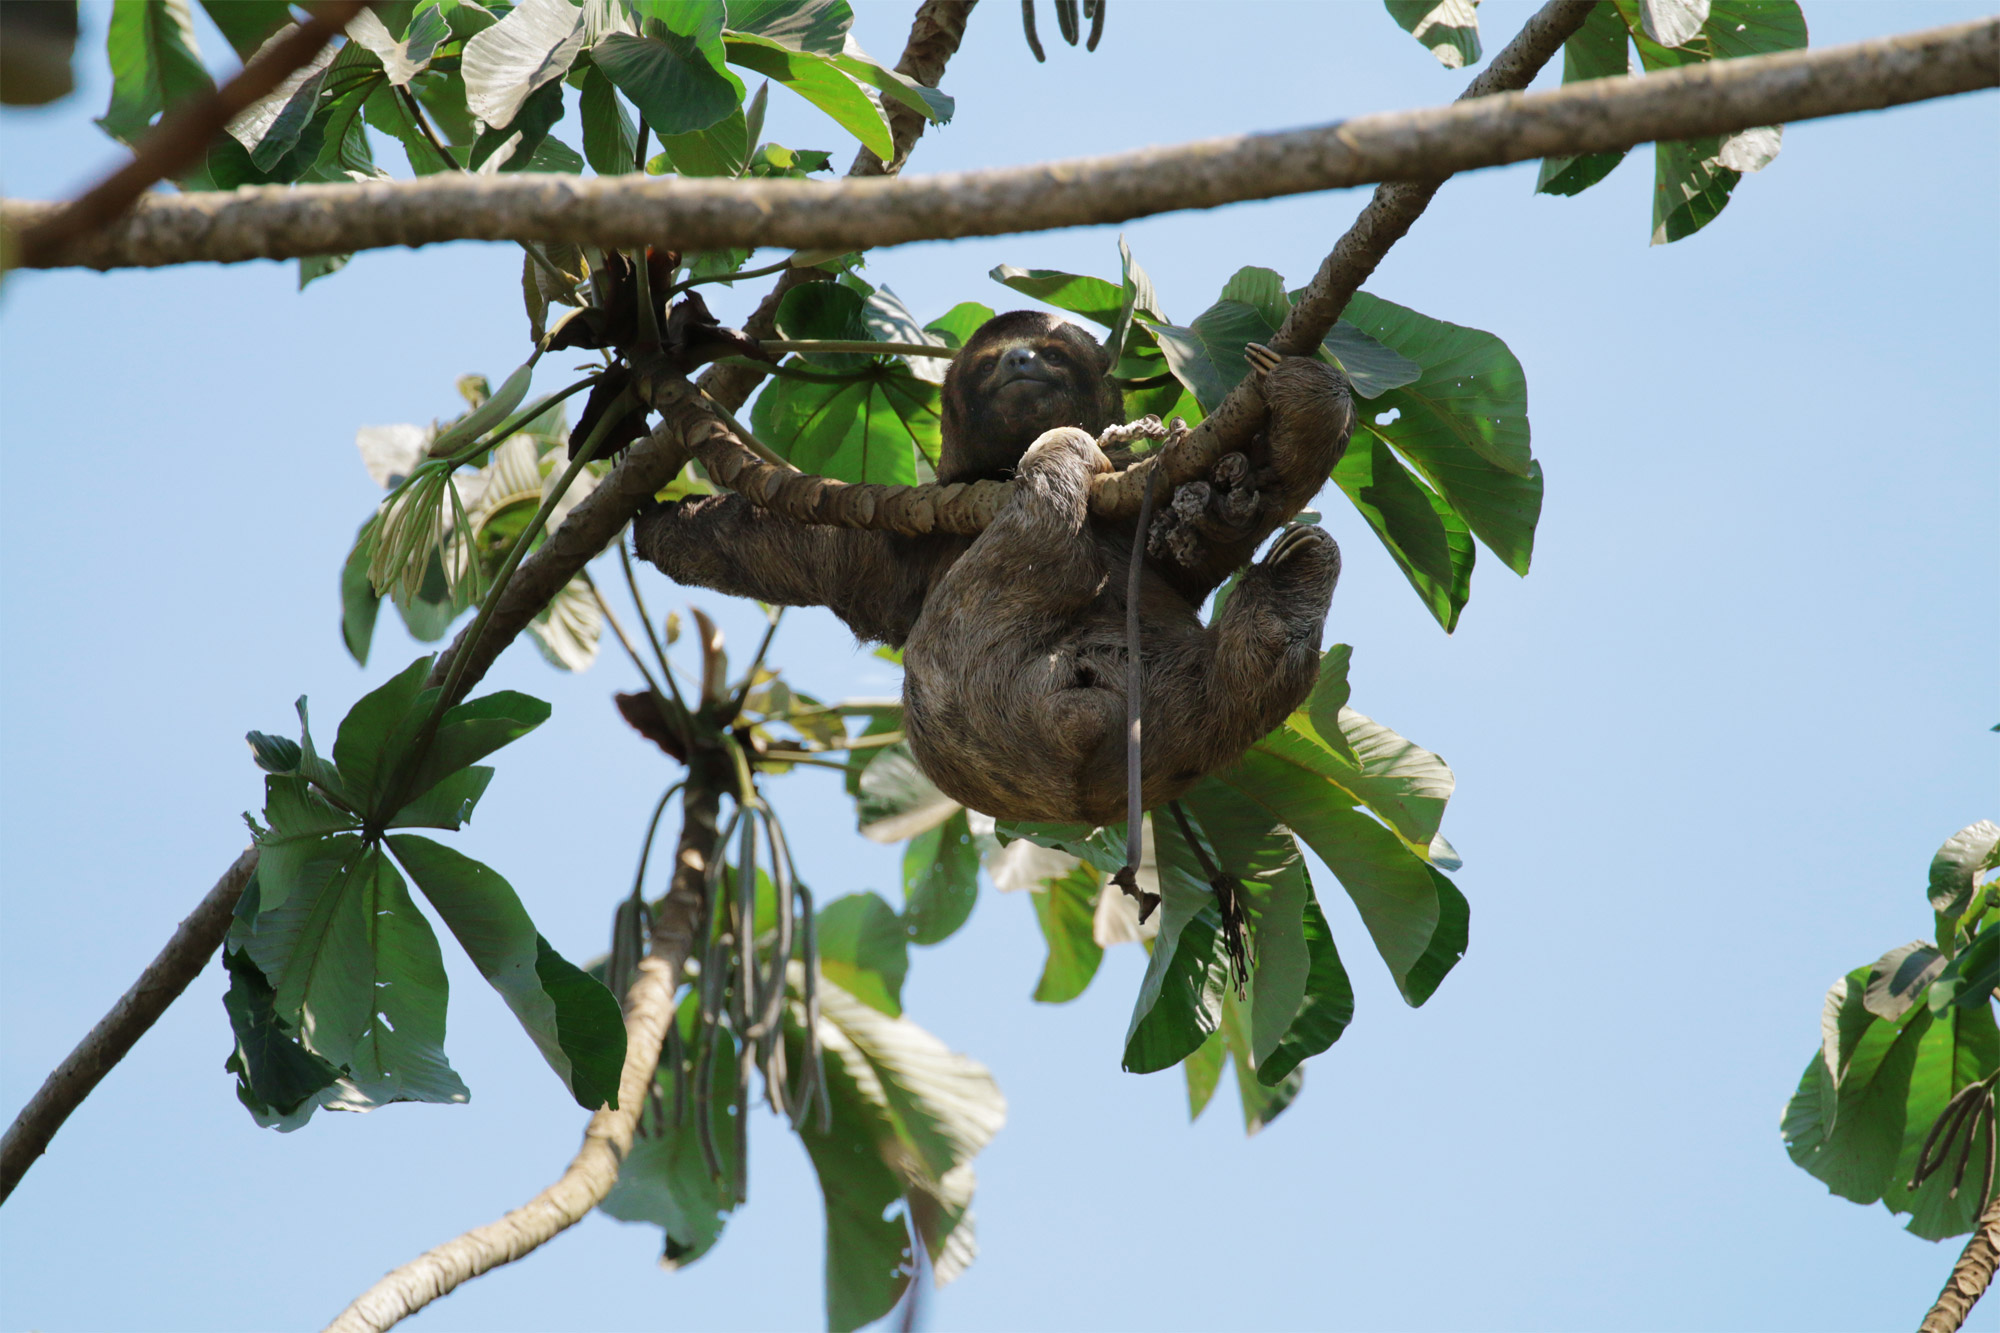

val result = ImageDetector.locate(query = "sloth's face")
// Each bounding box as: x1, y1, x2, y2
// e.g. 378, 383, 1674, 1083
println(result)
971, 334, 1096, 430
939, 314, 1116, 483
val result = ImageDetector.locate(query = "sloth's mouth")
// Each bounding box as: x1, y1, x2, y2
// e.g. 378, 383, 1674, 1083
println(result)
991, 363, 1058, 391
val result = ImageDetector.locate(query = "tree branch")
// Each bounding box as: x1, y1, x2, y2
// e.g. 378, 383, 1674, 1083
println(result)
7, 18, 1992, 272
324, 748, 731, 1333
0, 847, 259, 1204
11, 2, 369, 268
1922, 1191, 2000, 1333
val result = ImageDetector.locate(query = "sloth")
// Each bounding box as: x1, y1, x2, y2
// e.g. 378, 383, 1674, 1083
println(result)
634, 310, 1354, 825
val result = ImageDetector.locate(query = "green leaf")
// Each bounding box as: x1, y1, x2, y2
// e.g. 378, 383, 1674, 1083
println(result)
722, 33, 890, 160
1123, 902, 1229, 1075
1614, 0, 1806, 244
255, 776, 362, 912
817, 892, 909, 1015
1784, 981, 1928, 1204
1212, 745, 1466, 1005
829, 45, 952, 125
404, 689, 553, 808
1220, 988, 1304, 1134
1183, 1029, 1226, 1120
1303, 645, 1357, 765
386, 766, 494, 831
600, 1006, 739, 1265
221, 940, 343, 1127
1881, 1004, 2000, 1239
593, 22, 743, 138
98, 0, 212, 147
1864, 942, 1949, 1023
333, 656, 435, 815
753, 293, 944, 483
925, 301, 998, 350
469, 77, 567, 172
246, 732, 302, 776
580, 63, 640, 174
364, 80, 459, 175
386, 834, 625, 1108
346, 6, 448, 86
1342, 291, 1540, 574
1384, 0, 1483, 69
1931, 924, 2000, 1013
794, 976, 1002, 1325
1332, 431, 1475, 631
986, 265, 1126, 327
652, 101, 751, 176
198, 0, 294, 59
1030, 859, 1104, 1004
1537, 3, 1632, 195
1250, 711, 1453, 851
1146, 287, 1418, 409
791, 1013, 912, 1330
1930, 821, 2000, 918
724, 0, 853, 55
902, 810, 979, 945
242, 840, 469, 1109
853, 742, 958, 842
461, 0, 585, 131
1257, 895, 1355, 1084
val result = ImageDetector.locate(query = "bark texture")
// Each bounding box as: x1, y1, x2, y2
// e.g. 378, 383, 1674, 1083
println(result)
0, 847, 259, 1202
6, 19, 1992, 271
1922, 1191, 2000, 1333
323, 748, 729, 1333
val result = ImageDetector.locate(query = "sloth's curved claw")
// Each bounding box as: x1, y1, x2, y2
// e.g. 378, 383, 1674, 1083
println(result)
1244, 342, 1283, 381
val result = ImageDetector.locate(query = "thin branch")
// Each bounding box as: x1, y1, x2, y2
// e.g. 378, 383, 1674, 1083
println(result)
11, 2, 370, 267
1922, 1191, 2000, 1333
324, 747, 732, 1333
0, 847, 259, 1203
9, 18, 1993, 272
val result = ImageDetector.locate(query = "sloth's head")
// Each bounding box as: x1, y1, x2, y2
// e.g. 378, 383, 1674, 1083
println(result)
939, 311, 1121, 484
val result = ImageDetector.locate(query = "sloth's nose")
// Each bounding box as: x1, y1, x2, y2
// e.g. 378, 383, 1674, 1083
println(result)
999, 345, 1042, 380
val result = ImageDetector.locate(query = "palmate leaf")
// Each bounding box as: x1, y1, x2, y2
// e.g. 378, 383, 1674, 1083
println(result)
1340, 291, 1540, 574
752, 283, 945, 483
1611, 0, 1806, 244
791, 975, 1004, 1331
1333, 430, 1474, 631
1784, 980, 1999, 1238
1029, 858, 1104, 1003
239, 838, 469, 1113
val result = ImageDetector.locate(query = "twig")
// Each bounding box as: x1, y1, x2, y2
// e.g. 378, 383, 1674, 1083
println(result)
1922, 1191, 2000, 1333
12, 2, 369, 267
10, 18, 1994, 272
0, 847, 259, 1203
323, 748, 733, 1333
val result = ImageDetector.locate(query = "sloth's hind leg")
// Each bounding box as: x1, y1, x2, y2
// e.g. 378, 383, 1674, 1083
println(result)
1184, 523, 1340, 772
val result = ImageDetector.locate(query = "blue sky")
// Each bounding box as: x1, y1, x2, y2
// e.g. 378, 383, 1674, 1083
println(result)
1, 3, 1995, 1330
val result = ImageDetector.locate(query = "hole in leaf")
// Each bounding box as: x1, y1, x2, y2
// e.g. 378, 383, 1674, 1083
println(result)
1374, 408, 1401, 426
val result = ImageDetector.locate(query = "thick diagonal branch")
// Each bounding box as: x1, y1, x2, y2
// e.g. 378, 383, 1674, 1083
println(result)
324, 746, 730, 1333
1922, 1192, 2000, 1333
7, 18, 1992, 272
0, 847, 260, 1203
